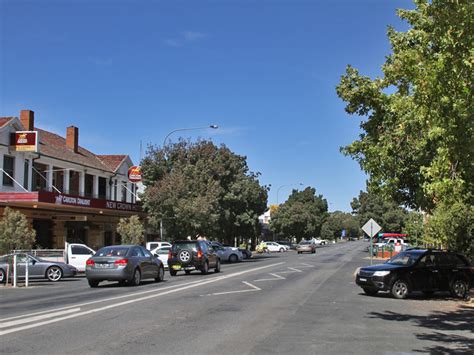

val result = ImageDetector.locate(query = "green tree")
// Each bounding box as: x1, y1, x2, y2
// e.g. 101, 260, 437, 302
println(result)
116, 215, 145, 245
321, 211, 359, 242
141, 139, 268, 244
402, 210, 424, 247
351, 190, 409, 233
0, 207, 36, 254
336, 0, 473, 212
270, 187, 328, 241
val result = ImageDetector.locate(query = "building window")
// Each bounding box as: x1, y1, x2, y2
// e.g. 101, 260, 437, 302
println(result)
23, 159, 29, 190
32, 162, 48, 191
2, 156, 14, 186
98, 177, 107, 199
121, 182, 127, 202
113, 180, 117, 201
84, 174, 94, 198
69, 171, 79, 195
53, 167, 64, 192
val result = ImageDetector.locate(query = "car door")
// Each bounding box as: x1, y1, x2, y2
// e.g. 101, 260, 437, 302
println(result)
434, 253, 457, 291
201, 242, 216, 267
69, 245, 95, 272
410, 254, 438, 291
141, 247, 158, 277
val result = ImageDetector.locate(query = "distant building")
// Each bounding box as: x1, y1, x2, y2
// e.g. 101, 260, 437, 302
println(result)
0, 109, 145, 249
258, 210, 273, 240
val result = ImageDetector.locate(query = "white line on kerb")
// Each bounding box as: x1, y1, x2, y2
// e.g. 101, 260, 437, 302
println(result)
0, 308, 81, 329
0, 262, 285, 337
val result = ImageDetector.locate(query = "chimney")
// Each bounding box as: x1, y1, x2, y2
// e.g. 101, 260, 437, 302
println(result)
66, 126, 79, 153
20, 110, 35, 130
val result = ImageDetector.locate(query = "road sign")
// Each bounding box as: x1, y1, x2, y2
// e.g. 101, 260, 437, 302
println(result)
362, 218, 381, 237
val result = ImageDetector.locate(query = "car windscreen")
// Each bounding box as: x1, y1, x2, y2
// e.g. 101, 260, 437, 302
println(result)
172, 243, 198, 252
386, 251, 421, 266
95, 247, 129, 257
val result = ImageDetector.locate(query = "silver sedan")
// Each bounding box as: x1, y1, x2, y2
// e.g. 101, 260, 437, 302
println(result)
0, 253, 77, 283
85, 245, 165, 287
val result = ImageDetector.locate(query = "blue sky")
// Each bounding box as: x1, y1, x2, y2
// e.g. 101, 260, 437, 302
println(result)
1, 0, 413, 211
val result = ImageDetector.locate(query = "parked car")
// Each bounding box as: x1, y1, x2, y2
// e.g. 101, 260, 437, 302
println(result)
210, 243, 243, 263
355, 249, 474, 299
0, 253, 77, 283
151, 246, 171, 269
85, 245, 165, 288
264, 242, 289, 252
276, 241, 295, 250
311, 238, 329, 245
168, 240, 220, 276
296, 241, 316, 254
146, 241, 172, 251
13, 243, 95, 272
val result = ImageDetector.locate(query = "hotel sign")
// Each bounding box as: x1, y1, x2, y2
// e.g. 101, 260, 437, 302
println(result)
128, 166, 142, 183
10, 131, 38, 152
38, 191, 141, 212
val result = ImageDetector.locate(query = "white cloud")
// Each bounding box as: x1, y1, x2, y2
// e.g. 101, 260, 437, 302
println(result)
182, 31, 205, 41
164, 31, 206, 47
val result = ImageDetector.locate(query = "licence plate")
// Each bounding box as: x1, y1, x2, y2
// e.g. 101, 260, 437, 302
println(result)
96, 263, 112, 268
172, 265, 182, 270
359, 278, 367, 282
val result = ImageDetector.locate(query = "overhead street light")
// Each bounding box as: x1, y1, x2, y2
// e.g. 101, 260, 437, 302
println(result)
162, 125, 219, 149
276, 183, 303, 205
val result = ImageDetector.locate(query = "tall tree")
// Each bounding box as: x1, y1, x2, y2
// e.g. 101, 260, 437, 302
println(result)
270, 187, 328, 241
0, 207, 36, 253
351, 190, 408, 233
321, 211, 359, 242
336, 0, 473, 212
141, 140, 268, 243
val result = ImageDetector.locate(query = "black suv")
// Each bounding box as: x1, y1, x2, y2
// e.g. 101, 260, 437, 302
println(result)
168, 240, 220, 276
356, 249, 473, 299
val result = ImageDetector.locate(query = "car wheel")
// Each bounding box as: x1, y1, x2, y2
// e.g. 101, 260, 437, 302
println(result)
201, 261, 209, 275
46, 266, 63, 282
215, 259, 221, 273
279, 248, 284, 252
155, 266, 165, 282
391, 279, 409, 299
88, 280, 99, 288
0, 269, 5, 284
129, 268, 141, 286
450, 279, 468, 298
363, 288, 378, 296
229, 254, 238, 263
170, 269, 177, 276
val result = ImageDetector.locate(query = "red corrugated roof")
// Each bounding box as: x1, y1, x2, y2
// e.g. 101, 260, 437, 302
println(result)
0, 117, 14, 128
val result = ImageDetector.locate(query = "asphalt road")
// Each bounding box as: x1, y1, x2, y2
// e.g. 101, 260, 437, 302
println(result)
1, 241, 472, 354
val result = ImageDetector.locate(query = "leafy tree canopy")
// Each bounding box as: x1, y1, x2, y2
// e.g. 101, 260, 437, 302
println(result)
116, 215, 145, 245
336, 0, 473, 212
270, 187, 328, 241
141, 140, 268, 243
0, 207, 36, 254
321, 211, 359, 242
351, 190, 409, 233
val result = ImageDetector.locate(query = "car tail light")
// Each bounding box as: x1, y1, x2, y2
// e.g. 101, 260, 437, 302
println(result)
114, 258, 128, 266
86, 259, 95, 266
197, 250, 203, 259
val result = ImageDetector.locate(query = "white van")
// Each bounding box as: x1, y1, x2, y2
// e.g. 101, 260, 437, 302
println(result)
146, 241, 172, 250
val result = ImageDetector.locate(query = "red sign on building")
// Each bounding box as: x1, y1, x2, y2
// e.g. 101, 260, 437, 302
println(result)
128, 166, 142, 183
10, 131, 38, 152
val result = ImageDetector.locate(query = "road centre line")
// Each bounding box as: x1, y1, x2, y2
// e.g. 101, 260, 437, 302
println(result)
0, 308, 81, 329
0, 262, 285, 336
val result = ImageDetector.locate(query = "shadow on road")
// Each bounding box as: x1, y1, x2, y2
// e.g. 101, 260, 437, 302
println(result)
367, 305, 474, 353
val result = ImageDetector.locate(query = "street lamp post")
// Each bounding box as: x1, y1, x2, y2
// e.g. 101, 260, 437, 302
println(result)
276, 183, 303, 205
162, 125, 219, 149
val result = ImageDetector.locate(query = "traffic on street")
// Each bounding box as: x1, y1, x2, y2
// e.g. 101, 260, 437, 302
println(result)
1, 241, 471, 354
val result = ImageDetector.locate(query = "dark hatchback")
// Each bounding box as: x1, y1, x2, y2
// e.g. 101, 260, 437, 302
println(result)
356, 249, 474, 299
168, 240, 220, 276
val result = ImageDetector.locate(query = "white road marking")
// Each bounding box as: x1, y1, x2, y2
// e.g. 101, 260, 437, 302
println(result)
253, 273, 286, 282
0, 262, 285, 336
201, 281, 261, 296
0, 308, 81, 329
278, 267, 303, 274
300, 263, 314, 267
288, 267, 303, 272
